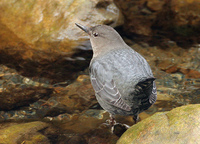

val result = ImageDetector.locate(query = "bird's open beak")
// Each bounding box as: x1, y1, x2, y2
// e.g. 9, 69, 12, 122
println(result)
75, 23, 90, 34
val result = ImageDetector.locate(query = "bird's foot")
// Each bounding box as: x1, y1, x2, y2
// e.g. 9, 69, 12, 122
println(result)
106, 117, 116, 127
99, 114, 130, 137
98, 117, 116, 128
111, 123, 130, 137
99, 120, 130, 137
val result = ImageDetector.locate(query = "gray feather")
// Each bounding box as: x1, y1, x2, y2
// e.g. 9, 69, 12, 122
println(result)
90, 62, 131, 111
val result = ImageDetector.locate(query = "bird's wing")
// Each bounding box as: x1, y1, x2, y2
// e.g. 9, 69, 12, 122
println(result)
131, 51, 157, 105
149, 81, 157, 104
90, 62, 131, 111
134, 78, 157, 108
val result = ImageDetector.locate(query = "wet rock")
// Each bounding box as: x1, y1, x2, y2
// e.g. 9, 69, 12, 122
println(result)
0, 97, 68, 122
114, 0, 200, 45
66, 135, 87, 144
61, 109, 108, 134
117, 104, 200, 144
56, 75, 96, 113
0, 87, 52, 111
0, 36, 93, 83
131, 42, 200, 77
153, 46, 200, 79
0, 121, 50, 144
86, 128, 119, 144
0, 0, 123, 82
114, 0, 165, 36
44, 109, 117, 143
0, 65, 53, 111
0, 75, 94, 122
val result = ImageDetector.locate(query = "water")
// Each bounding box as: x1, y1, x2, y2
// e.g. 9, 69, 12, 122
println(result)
0, 37, 199, 143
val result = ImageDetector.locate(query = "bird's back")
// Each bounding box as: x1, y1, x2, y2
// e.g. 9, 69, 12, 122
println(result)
90, 47, 157, 116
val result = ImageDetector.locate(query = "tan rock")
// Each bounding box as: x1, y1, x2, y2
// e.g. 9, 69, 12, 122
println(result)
0, 121, 50, 144
0, 0, 123, 53
0, 0, 124, 83
117, 104, 200, 144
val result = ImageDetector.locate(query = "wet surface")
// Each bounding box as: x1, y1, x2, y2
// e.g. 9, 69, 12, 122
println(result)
0, 37, 199, 143
0, 44, 93, 84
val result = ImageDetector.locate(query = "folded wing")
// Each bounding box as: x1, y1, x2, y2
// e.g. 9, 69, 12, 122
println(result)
90, 62, 131, 111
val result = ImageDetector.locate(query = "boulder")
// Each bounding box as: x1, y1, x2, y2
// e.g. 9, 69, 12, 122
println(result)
117, 104, 200, 144
0, 121, 50, 144
0, 0, 123, 52
0, 0, 123, 82
114, 0, 200, 45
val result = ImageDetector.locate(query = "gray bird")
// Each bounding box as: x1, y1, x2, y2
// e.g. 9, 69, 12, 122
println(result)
75, 23, 157, 125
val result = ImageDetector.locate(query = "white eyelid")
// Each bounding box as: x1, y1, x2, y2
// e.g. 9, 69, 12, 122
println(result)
93, 32, 98, 37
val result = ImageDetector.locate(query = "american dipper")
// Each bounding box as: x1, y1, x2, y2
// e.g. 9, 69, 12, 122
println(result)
75, 23, 157, 125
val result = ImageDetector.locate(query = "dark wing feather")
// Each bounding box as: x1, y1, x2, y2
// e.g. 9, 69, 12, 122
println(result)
149, 81, 157, 104
134, 78, 157, 110
90, 62, 131, 111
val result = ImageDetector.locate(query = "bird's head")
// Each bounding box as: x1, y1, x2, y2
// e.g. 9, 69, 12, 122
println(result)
75, 23, 126, 57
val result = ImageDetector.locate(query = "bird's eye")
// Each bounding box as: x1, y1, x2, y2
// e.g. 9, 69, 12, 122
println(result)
93, 32, 98, 37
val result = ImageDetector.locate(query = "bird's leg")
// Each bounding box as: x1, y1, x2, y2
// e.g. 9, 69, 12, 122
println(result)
106, 114, 116, 127
133, 114, 139, 124
99, 114, 116, 128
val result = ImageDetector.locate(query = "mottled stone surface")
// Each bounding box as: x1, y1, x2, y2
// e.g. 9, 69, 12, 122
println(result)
0, 0, 123, 82
117, 104, 200, 144
0, 64, 53, 111
114, 0, 165, 36
114, 0, 200, 45
0, 0, 123, 52
0, 121, 50, 144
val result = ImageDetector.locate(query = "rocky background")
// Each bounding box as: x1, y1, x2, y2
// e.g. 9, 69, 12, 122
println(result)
0, 0, 199, 143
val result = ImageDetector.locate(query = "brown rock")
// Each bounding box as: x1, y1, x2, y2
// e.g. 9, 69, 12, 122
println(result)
171, 0, 200, 26
179, 68, 200, 79
165, 65, 179, 73
0, 121, 50, 144
56, 75, 95, 113
0, 0, 123, 52
0, 87, 53, 111
114, 0, 165, 36
114, 0, 200, 44
0, 0, 123, 82
147, 0, 165, 11
0, 65, 53, 111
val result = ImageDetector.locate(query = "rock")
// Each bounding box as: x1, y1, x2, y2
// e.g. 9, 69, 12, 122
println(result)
114, 0, 200, 45
57, 75, 96, 113
60, 109, 109, 134
0, 65, 53, 111
0, 98, 68, 122
170, 0, 200, 34
0, 121, 50, 144
0, 0, 123, 51
117, 104, 200, 144
86, 128, 119, 144
0, 0, 123, 82
0, 74, 95, 122
114, 0, 165, 36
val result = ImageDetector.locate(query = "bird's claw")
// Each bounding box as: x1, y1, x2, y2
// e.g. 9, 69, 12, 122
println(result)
106, 118, 116, 127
